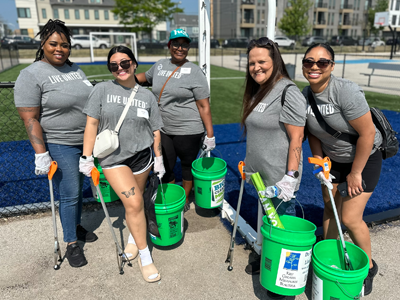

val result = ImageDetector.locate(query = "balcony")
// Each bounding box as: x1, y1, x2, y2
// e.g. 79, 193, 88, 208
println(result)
313, 19, 327, 28
314, 2, 328, 10
241, 17, 255, 28
339, 19, 352, 29
340, 3, 353, 13
241, 0, 255, 4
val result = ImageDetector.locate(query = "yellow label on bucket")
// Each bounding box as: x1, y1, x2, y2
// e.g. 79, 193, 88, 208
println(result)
275, 248, 312, 289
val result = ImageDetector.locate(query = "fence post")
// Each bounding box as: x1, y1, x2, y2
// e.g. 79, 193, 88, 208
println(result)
239, 50, 241, 71
0, 49, 4, 72
221, 47, 223, 67
342, 53, 346, 78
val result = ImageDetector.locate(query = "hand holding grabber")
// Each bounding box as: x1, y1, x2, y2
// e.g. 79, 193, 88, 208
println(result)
308, 156, 353, 271
225, 161, 245, 271
91, 167, 131, 274
48, 161, 62, 270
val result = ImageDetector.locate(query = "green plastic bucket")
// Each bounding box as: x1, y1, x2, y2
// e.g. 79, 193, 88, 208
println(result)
260, 215, 317, 296
150, 184, 186, 246
94, 159, 119, 203
311, 239, 369, 300
191, 157, 227, 209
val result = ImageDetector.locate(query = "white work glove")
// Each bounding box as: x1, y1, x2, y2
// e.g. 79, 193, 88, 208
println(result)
34, 151, 52, 175
79, 155, 95, 177
314, 165, 335, 190
154, 156, 165, 180
275, 175, 298, 202
202, 136, 216, 152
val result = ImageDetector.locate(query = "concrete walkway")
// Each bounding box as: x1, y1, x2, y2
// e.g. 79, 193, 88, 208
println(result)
0, 196, 399, 300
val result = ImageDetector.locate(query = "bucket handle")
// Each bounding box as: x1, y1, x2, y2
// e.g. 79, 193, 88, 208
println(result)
268, 197, 305, 237
198, 148, 224, 160
335, 280, 362, 299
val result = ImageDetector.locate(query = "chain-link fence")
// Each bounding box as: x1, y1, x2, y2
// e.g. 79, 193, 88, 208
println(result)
0, 81, 118, 218
0, 48, 19, 73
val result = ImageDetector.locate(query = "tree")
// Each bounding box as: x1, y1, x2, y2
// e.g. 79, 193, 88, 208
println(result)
277, 0, 313, 41
367, 0, 389, 36
112, 0, 183, 39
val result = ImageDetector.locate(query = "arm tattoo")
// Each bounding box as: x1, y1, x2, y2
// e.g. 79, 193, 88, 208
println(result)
293, 147, 302, 165
157, 142, 162, 153
26, 118, 45, 146
121, 186, 135, 198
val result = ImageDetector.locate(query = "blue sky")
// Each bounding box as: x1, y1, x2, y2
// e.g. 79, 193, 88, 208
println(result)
0, 0, 198, 31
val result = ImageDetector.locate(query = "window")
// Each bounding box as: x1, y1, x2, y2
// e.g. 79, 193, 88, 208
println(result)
94, 10, 99, 20
85, 9, 89, 19
192, 27, 199, 34
90, 0, 102, 3
75, 9, 80, 19
328, 13, 330, 25
64, 9, 70, 19
17, 8, 31, 18
42, 9, 46, 19
20, 29, 28, 35
113, 13, 118, 20
392, 15, 397, 25
53, 9, 59, 19
104, 10, 109, 20
261, 28, 264, 36
257, 10, 260, 24
396, 0, 400, 10
332, 14, 334, 25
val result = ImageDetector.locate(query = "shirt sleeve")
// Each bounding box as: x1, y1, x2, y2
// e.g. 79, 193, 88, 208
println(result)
192, 67, 210, 100
14, 69, 42, 107
279, 85, 307, 126
82, 83, 104, 120
148, 91, 164, 131
338, 82, 370, 121
145, 62, 157, 84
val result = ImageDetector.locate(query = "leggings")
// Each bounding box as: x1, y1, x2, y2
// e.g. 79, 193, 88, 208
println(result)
161, 132, 204, 183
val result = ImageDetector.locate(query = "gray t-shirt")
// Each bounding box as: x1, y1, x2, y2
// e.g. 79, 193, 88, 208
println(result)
83, 80, 164, 168
145, 58, 210, 135
14, 61, 93, 145
302, 74, 382, 163
245, 78, 307, 190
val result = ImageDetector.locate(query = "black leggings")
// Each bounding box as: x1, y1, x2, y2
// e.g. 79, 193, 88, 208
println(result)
161, 132, 204, 183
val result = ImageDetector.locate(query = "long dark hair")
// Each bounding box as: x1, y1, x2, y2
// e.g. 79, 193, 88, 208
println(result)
241, 37, 290, 133
303, 43, 335, 61
34, 19, 73, 66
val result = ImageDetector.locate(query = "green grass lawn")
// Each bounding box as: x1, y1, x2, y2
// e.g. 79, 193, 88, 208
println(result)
0, 63, 399, 142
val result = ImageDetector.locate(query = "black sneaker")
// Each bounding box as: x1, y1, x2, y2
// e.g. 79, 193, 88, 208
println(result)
184, 202, 190, 213
66, 243, 87, 268
267, 291, 285, 299
245, 257, 261, 275
364, 259, 378, 296
76, 224, 98, 242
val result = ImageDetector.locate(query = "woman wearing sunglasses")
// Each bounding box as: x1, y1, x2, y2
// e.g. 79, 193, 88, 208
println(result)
136, 29, 214, 212
302, 43, 381, 296
14, 19, 97, 268
80, 45, 164, 283
242, 37, 306, 294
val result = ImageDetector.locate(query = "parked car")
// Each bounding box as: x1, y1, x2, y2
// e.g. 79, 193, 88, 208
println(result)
70, 35, 110, 50
222, 38, 249, 48
274, 36, 295, 48
385, 38, 400, 45
0, 35, 41, 50
190, 37, 220, 49
137, 39, 165, 50
330, 36, 358, 46
358, 37, 385, 46
301, 36, 326, 47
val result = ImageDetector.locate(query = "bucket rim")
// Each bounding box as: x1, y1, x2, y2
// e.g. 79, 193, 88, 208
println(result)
191, 157, 227, 173
263, 215, 317, 233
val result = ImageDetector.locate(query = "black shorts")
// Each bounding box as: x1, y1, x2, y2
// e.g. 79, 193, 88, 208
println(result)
102, 147, 153, 175
328, 150, 382, 193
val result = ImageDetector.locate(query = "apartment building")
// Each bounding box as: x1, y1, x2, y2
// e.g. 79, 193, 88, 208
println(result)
212, 0, 386, 40
15, 0, 167, 41
170, 14, 199, 38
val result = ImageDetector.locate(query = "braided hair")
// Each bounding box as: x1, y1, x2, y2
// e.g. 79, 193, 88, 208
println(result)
34, 19, 73, 66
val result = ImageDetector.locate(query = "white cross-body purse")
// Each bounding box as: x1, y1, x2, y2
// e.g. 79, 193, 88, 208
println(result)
93, 84, 139, 158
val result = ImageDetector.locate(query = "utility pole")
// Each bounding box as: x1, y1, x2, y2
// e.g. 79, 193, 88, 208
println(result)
362, 0, 372, 51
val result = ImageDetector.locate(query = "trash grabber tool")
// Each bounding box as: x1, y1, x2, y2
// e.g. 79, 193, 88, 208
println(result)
308, 157, 353, 271
48, 161, 62, 270
225, 161, 245, 271
91, 167, 131, 274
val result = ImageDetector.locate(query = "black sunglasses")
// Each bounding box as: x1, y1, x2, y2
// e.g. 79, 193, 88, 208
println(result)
302, 59, 334, 69
247, 37, 277, 49
108, 60, 132, 72
171, 41, 190, 50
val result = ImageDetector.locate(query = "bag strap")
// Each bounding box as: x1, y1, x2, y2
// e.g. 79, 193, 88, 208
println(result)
158, 60, 187, 103
281, 83, 296, 106
307, 88, 358, 145
114, 84, 139, 134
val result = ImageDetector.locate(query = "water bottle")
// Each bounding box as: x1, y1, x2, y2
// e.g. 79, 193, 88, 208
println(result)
264, 185, 281, 198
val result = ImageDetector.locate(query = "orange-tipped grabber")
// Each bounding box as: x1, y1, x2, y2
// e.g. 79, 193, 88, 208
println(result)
91, 167, 130, 274
48, 161, 62, 270
226, 161, 245, 271
308, 156, 353, 271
